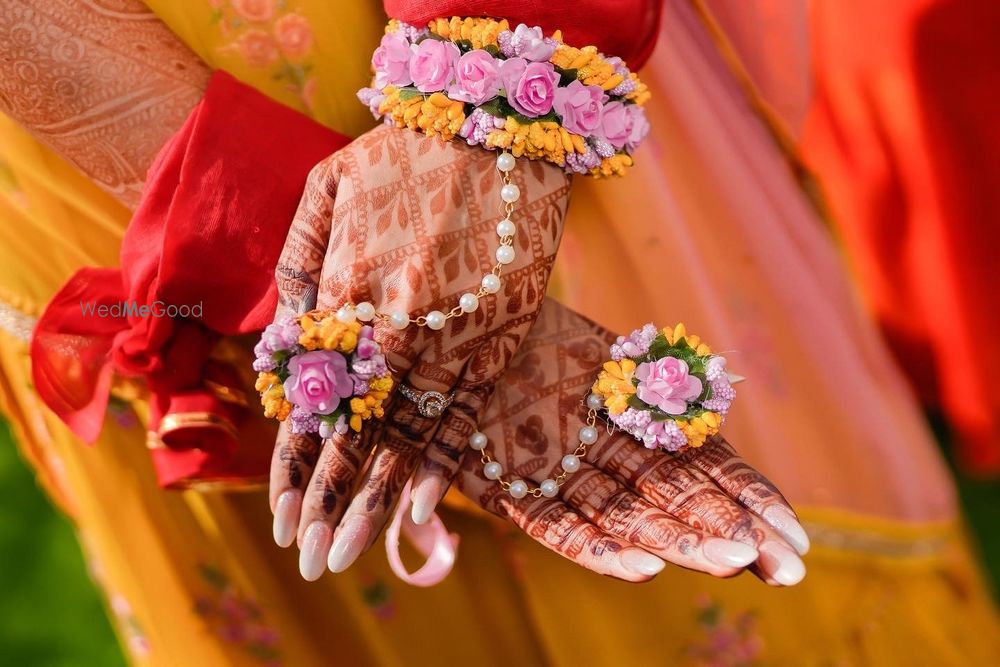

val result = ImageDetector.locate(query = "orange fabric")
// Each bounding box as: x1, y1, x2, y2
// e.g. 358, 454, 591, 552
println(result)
801, 0, 1000, 473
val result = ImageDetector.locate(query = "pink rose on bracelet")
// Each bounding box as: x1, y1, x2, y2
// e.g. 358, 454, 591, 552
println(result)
599, 101, 636, 149
284, 350, 354, 414
410, 39, 460, 92
553, 80, 605, 135
449, 50, 502, 105
626, 105, 650, 151
635, 357, 704, 415
501, 58, 560, 117
372, 33, 413, 88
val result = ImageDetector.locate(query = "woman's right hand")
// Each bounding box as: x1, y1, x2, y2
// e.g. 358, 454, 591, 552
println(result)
454, 299, 810, 583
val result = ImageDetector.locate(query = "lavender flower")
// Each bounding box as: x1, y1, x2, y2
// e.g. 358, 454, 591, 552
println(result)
352, 353, 388, 381
610, 323, 658, 360
396, 21, 428, 44
288, 406, 320, 435
459, 108, 505, 147
591, 137, 617, 159
357, 87, 385, 118
564, 146, 602, 174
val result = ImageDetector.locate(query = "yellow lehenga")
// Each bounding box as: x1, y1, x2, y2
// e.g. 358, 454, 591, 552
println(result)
1, 1, 999, 665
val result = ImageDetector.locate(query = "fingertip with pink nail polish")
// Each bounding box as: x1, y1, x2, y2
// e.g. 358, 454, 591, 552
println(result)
762, 505, 811, 555
704, 538, 758, 568
410, 476, 444, 526
621, 549, 666, 577
299, 521, 333, 582
758, 541, 806, 586
272, 490, 302, 548
328, 515, 372, 573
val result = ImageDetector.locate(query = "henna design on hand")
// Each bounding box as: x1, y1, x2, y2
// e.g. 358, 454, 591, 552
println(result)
0, 0, 210, 209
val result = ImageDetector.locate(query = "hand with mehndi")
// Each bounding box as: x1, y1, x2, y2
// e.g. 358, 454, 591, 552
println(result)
454, 300, 810, 583
269, 124, 571, 580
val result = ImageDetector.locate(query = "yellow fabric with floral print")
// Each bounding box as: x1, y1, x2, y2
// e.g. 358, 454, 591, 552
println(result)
0, 1, 999, 666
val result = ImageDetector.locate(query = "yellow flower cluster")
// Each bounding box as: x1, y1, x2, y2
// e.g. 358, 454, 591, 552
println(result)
593, 359, 637, 415
663, 323, 712, 356
678, 411, 721, 449
549, 45, 650, 105
484, 116, 583, 163
298, 314, 362, 353
255, 372, 291, 421
347, 375, 394, 432
426, 16, 511, 49
378, 88, 466, 142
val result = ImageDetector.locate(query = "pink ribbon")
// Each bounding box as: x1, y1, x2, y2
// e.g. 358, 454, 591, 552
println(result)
385, 480, 459, 586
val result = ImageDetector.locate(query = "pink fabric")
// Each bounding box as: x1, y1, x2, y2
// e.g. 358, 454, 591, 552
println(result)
554, 1, 956, 521
386, 480, 460, 586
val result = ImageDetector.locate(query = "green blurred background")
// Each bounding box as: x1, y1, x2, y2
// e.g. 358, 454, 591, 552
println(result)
1, 414, 998, 665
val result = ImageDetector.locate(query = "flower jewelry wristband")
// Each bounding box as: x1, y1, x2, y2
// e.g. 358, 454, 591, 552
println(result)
358, 17, 651, 177
467, 323, 737, 499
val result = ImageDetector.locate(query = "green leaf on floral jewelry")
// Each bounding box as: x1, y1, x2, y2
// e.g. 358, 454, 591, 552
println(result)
484, 44, 501, 57
627, 394, 648, 410
398, 87, 423, 101
647, 334, 670, 358
556, 67, 579, 87
455, 39, 474, 52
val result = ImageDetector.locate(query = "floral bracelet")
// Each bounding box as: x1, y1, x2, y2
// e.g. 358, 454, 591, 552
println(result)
357, 17, 651, 177
591, 323, 736, 452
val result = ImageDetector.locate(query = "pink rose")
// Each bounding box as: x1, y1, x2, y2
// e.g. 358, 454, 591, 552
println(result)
500, 58, 559, 117
283, 350, 354, 415
238, 30, 278, 68
626, 104, 650, 150
409, 39, 460, 92
274, 13, 313, 59
231, 0, 275, 23
635, 357, 703, 415
599, 101, 635, 150
449, 49, 502, 105
510, 24, 557, 62
553, 80, 605, 135
372, 33, 413, 88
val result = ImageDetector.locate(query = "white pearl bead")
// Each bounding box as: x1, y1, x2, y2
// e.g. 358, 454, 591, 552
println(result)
500, 183, 520, 203
508, 479, 528, 499
483, 461, 503, 480
481, 274, 502, 294
496, 245, 515, 265
469, 431, 488, 451
579, 426, 599, 445
459, 292, 479, 313
389, 310, 410, 330
355, 301, 376, 322
561, 454, 581, 473
540, 479, 559, 498
425, 310, 446, 330
496, 152, 515, 172
586, 393, 605, 411
496, 219, 516, 237
335, 306, 356, 323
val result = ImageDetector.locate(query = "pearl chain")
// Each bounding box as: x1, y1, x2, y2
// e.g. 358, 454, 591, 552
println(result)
332, 151, 519, 331
468, 393, 605, 499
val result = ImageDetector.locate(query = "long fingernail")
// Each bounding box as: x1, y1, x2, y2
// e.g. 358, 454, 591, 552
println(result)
704, 538, 758, 568
272, 490, 302, 548
621, 549, 666, 576
328, 515, 371, 573
298, 522, 332, 582
763, 506, 811, 555
758, 541, 806, 586
410, 476, 444, 526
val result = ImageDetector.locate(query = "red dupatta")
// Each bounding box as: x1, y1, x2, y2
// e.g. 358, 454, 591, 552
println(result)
31, 71, 351, 487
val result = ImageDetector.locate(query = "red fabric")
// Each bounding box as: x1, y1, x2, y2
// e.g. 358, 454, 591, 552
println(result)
383, 0, 664, 70
31, 70, 351, 487
802, 0, 1000, 473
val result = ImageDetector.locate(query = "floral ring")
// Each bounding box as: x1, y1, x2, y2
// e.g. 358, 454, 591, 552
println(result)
253, 310, 395, 438
588, 323, 736, 453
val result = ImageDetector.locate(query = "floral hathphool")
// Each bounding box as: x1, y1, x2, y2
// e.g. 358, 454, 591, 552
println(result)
591, 323, 736, 452
253, 313, 394, 437
357, 17, 651, 177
